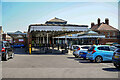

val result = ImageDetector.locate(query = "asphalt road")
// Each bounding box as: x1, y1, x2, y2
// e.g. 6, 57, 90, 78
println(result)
2, 53, 120, 78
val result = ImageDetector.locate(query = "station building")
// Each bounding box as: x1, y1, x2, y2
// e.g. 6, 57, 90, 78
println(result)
27, 17, 89, 54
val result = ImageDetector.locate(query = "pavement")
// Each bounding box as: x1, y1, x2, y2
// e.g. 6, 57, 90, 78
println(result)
1, 51, 120, 78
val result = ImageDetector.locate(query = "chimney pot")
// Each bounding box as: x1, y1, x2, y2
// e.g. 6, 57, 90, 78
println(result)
105, 18, 109, 25
98, 18, 101, 26
91, 22, 95, 28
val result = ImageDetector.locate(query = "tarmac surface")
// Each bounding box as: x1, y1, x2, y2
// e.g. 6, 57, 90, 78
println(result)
2, 50, 120, 78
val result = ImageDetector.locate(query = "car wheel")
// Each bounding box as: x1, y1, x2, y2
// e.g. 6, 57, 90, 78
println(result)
75, 55, 78, 58
10, 53, 14, 59
95, 56, 102, 63
83, 58, 86, 60
5, 53, 8, 61
113, 63, 120, 69
89, 60, 93, 62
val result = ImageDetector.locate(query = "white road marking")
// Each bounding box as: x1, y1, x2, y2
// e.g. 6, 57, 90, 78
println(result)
100, 63, 114, 67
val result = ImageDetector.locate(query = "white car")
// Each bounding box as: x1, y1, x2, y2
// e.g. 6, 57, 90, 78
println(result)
73, 45, 91, 58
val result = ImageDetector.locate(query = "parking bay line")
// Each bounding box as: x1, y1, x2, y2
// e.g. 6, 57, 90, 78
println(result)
100, 63, 114, 68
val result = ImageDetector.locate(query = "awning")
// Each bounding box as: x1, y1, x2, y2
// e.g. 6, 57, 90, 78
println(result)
29, 26, 88, 32
53, 35, 105, 38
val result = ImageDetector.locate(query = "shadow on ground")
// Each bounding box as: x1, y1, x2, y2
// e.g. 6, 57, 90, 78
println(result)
102, 68, 120, 72
67, 57, 112, 64
14, 48, 68, 55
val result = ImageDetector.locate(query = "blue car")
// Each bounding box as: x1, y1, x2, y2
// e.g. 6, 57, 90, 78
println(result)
86, 45, 117, 63
79, 51, 88, 59
78, 46, 90, 59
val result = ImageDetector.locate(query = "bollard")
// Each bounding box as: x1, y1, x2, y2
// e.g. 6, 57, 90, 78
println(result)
29, 44, 31, 55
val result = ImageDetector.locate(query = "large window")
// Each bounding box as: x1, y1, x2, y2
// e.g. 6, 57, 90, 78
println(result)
107, 32, 110, 38
101, 32, 104, 35
113, 32, 116, 36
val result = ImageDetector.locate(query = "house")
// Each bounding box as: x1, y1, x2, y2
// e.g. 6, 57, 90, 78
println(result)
7, 31, 27, 45
91, 18, 120, 44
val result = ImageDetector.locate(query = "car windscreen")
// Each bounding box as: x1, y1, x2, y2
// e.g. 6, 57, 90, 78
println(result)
110, 46, 117, 51
4, 43, 10, 48
81, 46, 90, 49
73, 46, 79, 49
116, 49, 120, 52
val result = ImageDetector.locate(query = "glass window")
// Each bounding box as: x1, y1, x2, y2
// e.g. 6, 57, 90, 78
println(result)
113, 32, 116, 36
81, 46, 90, 49
110, 46, 117, 51
98, 47, 104, 50
107, 32, 110, 38
88, 46, 95, 51
4, 43, 10, 48
101, 32, 104, 35
104, 47, 110, 51
116, 49, 120, 52
73, 46, 79, 49
98, 46, 110, 51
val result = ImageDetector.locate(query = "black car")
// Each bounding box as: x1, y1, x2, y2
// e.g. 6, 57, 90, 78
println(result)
0, 41, 14, 61
112, 48, 120, 69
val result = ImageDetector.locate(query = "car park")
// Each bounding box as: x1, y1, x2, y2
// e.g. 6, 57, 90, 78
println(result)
1, 41, 14, 61
112, 48, 120, 69
86, 45, 117, 63
73, 45, 90, 58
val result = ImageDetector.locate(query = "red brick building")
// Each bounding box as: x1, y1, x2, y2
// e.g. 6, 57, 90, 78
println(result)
91, 18, 120, 44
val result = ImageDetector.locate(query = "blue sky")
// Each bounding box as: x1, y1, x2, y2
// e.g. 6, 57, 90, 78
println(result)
1, 1, 119, 32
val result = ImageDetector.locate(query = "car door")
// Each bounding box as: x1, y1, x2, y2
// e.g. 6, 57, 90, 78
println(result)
109, 46, 117, 58
103, 46, 113, 61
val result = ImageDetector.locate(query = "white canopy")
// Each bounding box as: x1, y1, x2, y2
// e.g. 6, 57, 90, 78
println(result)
29, 26, 88, 32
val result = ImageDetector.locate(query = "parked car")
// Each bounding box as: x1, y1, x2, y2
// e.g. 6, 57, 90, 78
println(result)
12, 43, 25, 48
112, 48, 120, 69
73, 45, 90, 58
71, 45, 80, 50
114, 44, 120, 48
79, 51, 88, 59
0, 41, 2, 61
86, 45, 117, 63
1, 41, 14, 61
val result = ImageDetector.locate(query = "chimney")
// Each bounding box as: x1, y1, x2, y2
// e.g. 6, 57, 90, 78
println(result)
105, 18, 109, 25
91, 22, 95, 28
98, 18, 100, 26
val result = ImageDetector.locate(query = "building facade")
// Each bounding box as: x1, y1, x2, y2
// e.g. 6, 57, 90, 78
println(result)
27, 17, 89, 54
7, 31, 27, 45
91, 18, 120, 44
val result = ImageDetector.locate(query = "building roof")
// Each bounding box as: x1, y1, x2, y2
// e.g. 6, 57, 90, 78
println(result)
46, 17, 67, 23
91, 23, 119, 31
53, 30, 105, 39
29, 25, 88, 32
97, 24, 118, 31
29, 24, 88, 27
